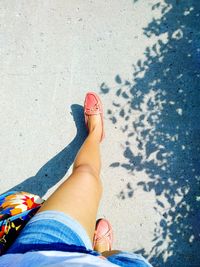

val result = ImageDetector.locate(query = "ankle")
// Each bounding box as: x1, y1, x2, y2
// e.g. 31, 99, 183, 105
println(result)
88, 122, 101, 132
94, 243, 108, 253
88, 127, 102, 143
87, 115, 102, 136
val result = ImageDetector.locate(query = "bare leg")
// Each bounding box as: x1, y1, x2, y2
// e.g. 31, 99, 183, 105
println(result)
38, 114, 103, 242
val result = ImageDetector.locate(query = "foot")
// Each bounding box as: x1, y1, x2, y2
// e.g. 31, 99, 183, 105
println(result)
93, 218, 113, 253
84, 92, 105, 142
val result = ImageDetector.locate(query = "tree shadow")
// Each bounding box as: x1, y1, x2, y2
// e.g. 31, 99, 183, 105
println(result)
5, 104, 87, 197
100, 1, 200, 266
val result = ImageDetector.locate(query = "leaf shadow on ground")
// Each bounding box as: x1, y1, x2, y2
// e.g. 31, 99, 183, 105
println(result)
6, 104, 87, 197
100, 1, 200, 266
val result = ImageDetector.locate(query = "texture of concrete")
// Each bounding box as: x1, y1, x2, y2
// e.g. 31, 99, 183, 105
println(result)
0, 1, 199, 266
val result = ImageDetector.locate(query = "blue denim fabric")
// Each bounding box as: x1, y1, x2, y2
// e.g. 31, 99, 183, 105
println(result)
6, 210, 152, 267
7, 210, 98, 256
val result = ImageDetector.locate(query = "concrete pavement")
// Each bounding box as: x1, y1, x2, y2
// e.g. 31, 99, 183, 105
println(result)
1, 1, 199, 266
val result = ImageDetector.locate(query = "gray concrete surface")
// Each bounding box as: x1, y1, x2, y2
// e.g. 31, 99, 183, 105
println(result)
0, 1, 199, 266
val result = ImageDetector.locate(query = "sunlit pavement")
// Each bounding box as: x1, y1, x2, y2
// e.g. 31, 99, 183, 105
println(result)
0, 1, 199, 266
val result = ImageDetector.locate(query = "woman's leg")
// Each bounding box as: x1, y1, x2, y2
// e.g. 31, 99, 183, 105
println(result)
38, 112, 103, 242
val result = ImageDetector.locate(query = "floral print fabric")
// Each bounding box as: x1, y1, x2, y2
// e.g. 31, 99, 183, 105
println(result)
0, 191, 44, 255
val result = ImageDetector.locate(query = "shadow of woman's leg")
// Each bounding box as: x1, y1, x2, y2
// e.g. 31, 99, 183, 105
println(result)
5, 104, 87, 197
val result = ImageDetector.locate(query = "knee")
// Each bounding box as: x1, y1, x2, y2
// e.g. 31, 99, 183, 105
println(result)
73, 164, 103, 195
73, 164, 100, 180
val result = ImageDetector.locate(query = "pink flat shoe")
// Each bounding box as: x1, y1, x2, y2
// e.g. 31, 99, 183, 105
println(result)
93, 218, 113, 251
84, 92, 105, 142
